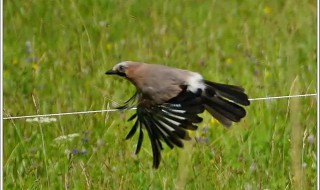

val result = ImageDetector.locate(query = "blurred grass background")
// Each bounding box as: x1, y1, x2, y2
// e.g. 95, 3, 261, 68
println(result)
3, 0, 317, 189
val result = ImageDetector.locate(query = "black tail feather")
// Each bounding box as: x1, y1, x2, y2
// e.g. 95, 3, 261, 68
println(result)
204, 105, 233, 127
202, 80, 250, 127
203, 96, 246, 124
204, 80, 250, 106
206, 96, 246, 120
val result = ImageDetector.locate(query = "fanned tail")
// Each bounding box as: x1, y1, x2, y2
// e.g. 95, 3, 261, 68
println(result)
203, 81, 250, 127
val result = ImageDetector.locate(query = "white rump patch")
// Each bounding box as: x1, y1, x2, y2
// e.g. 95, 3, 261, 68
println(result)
186, 73, 205, 93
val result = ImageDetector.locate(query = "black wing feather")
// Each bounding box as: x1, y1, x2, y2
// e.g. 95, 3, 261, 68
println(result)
121, 88, 204, 168
125, 119, 139, 140
135, 120, 144, 154
120, 81, 249, 168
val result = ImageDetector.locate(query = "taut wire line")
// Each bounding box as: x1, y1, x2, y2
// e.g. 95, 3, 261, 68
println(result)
3, 93, 317, 120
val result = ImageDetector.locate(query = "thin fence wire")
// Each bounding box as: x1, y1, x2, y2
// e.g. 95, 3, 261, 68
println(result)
3, 93, 317, 120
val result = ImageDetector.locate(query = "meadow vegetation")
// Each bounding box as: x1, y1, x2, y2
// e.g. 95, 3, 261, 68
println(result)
3, 0, 317, 189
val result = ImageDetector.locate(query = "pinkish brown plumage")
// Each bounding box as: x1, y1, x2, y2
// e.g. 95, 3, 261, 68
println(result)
106, 61, 250, 168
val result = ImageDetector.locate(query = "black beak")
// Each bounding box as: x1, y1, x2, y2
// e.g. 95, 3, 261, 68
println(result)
105, 69, 117, 75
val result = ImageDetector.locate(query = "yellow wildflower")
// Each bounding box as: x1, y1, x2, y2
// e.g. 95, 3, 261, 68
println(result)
211, 118, 218, 125
263, 6, 272, 15
32, 63, 39, 71
226, 58, 233, 65
105, 43, 112, 51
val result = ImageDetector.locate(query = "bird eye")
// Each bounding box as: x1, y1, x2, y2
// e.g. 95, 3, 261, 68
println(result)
118, 65, 125, 72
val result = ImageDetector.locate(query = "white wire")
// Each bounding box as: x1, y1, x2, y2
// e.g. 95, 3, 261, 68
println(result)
3, 93, 317, 120
3, 108, 136, 120
248, 93, 317, 101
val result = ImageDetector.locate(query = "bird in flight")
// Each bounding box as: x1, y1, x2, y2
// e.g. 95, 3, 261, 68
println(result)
105, 61, 250, 168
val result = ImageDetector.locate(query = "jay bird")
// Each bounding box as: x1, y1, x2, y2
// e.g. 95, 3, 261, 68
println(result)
106, 61, 250, 168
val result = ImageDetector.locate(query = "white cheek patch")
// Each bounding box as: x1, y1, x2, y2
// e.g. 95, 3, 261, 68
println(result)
186, 73, 205, 93
116, 61, 131, 69
118, 61, 130, 65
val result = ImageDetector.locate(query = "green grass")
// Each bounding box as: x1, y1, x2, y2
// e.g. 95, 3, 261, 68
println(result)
3, 0, 317, 189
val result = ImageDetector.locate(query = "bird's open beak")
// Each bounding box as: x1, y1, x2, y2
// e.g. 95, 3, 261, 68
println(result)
105, 69, 117, 75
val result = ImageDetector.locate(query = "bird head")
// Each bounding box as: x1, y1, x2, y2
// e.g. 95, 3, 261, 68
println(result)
105, 61, 138, 77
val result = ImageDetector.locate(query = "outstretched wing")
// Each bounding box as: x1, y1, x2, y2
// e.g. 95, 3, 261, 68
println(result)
116, 92, 139, 109
124, 88, 204, 168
